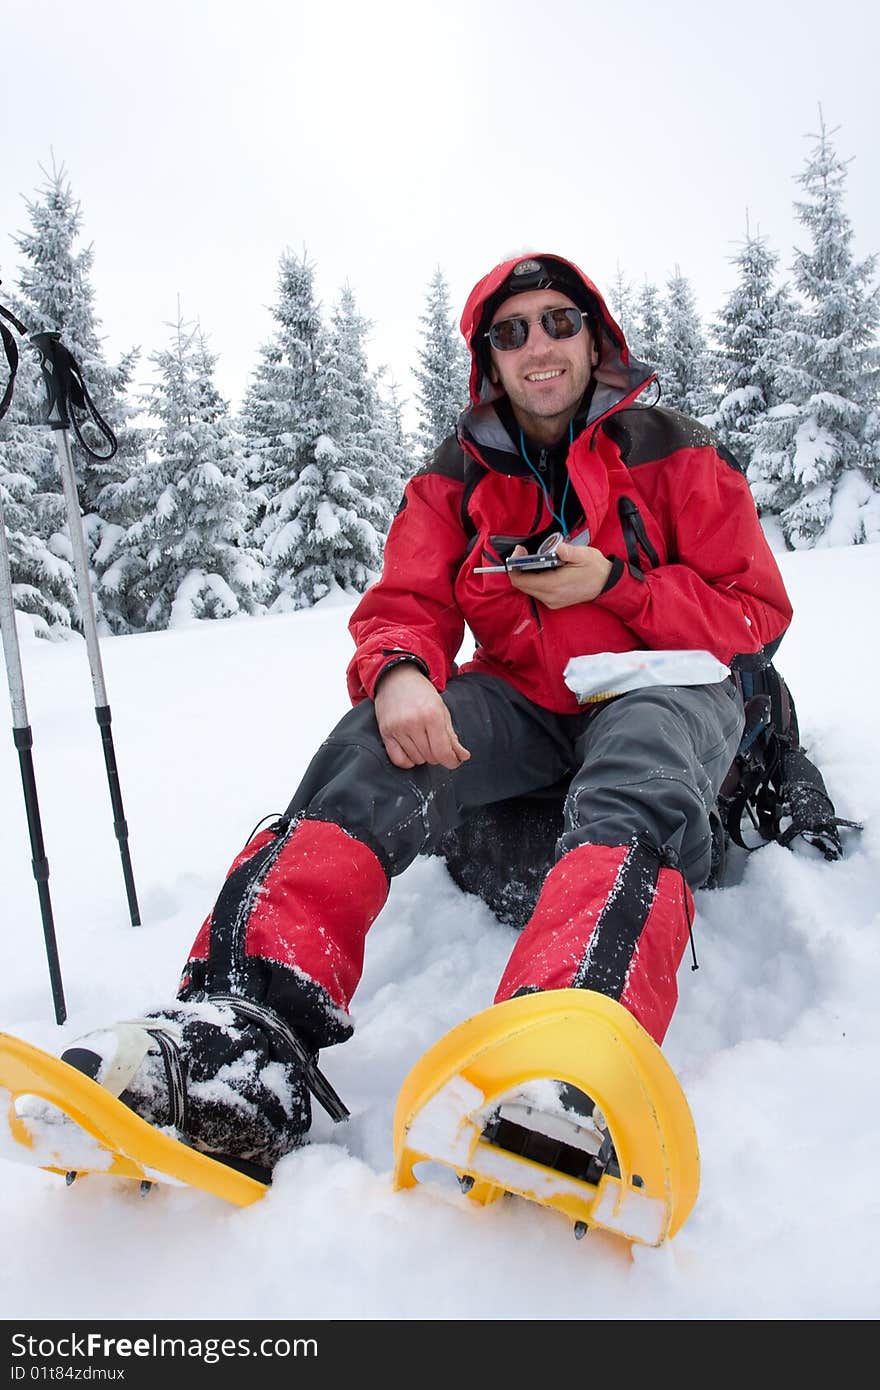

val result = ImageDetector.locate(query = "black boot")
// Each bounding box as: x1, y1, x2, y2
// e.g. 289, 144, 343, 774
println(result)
61, 995, 346, 1179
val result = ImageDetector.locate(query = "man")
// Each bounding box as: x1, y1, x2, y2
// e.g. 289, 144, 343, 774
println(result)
61, 253, 793, 1181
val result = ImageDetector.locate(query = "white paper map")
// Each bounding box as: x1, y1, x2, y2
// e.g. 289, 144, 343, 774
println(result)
564, 649, 731, 703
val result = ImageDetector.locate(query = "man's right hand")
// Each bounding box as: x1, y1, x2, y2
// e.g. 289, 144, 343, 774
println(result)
373, 664, 471, 770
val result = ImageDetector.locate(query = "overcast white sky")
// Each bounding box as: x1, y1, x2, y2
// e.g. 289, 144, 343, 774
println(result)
3, 0, 879, 428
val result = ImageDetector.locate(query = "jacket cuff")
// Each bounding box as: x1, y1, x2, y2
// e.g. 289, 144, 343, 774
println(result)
347, 639, 448, 704
374, 653, 430, 691
593, 555, 648, 620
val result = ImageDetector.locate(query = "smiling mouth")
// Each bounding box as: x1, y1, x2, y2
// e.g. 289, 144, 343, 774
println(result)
525, 369, 564, 382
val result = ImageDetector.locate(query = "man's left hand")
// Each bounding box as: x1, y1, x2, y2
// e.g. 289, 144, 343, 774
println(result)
507, 541, 613, 607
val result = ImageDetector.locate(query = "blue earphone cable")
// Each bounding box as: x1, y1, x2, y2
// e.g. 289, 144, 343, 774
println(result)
518, 421, 574, 536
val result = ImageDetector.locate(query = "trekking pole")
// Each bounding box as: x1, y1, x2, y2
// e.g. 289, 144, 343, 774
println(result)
0, 304, 67, 1022
30, 331, 141, 927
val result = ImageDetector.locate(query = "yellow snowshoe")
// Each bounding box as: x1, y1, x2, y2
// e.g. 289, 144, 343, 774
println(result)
0, 1030, 267, 1206
392, 989, 699, 1247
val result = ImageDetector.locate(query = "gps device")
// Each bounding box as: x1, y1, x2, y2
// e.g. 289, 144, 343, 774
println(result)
474, 553, 563, 574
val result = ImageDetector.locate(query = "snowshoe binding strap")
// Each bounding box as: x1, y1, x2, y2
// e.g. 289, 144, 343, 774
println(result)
144, 1025, 188, 1131
61, 1018, 188, 1131
206, 994, 350, 1123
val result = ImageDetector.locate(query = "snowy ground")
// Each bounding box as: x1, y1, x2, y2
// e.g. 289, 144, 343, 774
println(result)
0, 542, 877, 1322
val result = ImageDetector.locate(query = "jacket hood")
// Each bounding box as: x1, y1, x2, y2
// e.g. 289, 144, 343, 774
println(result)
459, 252, 652, 411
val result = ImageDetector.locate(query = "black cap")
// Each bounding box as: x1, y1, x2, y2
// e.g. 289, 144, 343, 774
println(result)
477, 257, 602, 378
481, 257, 598, 327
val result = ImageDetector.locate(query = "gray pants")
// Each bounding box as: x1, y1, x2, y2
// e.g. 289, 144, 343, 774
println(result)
287, 672, 745, 891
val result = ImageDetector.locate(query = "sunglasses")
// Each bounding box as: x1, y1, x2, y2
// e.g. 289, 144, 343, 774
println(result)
484, 306, 592, 353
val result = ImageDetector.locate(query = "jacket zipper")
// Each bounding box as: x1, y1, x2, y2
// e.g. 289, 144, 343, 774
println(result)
618, 496, 660, 571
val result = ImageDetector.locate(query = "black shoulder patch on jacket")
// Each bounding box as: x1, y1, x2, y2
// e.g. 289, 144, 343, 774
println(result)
603, 406, 746, 475
414, 435, 468, 481
408, 434, 483, 540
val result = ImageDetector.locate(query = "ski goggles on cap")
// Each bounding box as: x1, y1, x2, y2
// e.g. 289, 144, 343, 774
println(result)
484, 306, 593, 353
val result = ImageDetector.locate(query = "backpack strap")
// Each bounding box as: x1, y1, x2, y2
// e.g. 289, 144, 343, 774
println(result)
460, 449, 482, 541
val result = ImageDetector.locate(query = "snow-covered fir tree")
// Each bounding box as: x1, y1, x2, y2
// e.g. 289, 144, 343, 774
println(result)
0, 284, 78, 634
9, 159, 140, 521
263, 435, 383, 611
375, 368, 414, 509
0, 296, 58, 502
607, 264, 640, 357
323, 284, 398, 540
240, 248, 326, 581
0, 189, 78, 632
413, 267, 469, 458
265, 284, 386, 611
1, 159, 143, 638
658, 268, 715, 417
105, 311, 266, 631
635, 280, 664, 374
0, 450, 79, 636
749, 115, 880, 546
707, 224, 794, 469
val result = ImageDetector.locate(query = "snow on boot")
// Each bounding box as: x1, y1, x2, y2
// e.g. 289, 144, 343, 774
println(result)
59, 996, 346, 1179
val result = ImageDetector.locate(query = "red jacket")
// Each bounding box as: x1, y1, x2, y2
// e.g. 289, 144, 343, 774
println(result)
347, 254, 792, 715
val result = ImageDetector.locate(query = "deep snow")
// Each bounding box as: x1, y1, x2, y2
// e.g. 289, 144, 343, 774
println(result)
0, 541, 877, 1322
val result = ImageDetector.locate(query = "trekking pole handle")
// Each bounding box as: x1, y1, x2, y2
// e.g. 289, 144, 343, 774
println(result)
30, 331, 74, 430
30, 331, 117, 458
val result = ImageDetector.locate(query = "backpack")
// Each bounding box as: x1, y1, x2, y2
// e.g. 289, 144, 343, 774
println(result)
711, 664, 861, 883
434, 663, 861, 930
